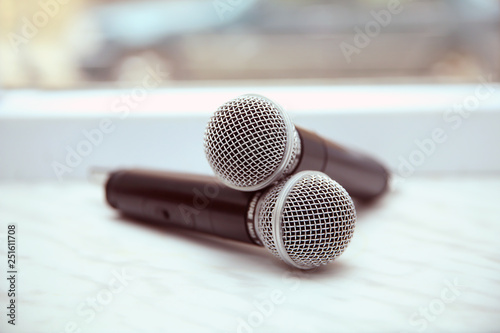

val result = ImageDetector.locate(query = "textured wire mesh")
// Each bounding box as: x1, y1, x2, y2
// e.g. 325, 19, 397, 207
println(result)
204, 95, 290, 189
257, 173, 356, 269
283, 129, 301, 174
255, 180, 287, 257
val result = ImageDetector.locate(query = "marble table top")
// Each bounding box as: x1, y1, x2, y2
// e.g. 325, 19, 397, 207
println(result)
0, 176, 499, 333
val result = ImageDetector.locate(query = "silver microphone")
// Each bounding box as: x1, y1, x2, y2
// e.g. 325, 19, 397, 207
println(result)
106, 169, 356, 269
254, 171, 356, 269
204, 94, 390, 200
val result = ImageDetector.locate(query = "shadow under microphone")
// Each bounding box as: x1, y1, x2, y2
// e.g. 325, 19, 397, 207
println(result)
204, 94, 390, 201
105, 169, 356, 270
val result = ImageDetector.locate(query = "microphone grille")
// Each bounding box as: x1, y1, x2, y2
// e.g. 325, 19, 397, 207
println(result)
257, 171, 356, 269
204, 94, 297, 191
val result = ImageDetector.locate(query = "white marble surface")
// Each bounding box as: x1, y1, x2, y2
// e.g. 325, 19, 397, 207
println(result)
0, 176, 499, 333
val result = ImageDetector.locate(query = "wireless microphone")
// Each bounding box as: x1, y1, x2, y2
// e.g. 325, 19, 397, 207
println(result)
204, 94, 390, 200
105, 169, 356, 269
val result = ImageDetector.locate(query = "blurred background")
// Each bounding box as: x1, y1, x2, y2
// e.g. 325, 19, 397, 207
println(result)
1, 0, 499, 89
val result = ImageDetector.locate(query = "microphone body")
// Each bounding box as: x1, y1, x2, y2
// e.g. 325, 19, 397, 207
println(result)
295, 127, 389, 200
106, 169, 258, 244
204, 94, 390, 200
105, 169, 356, 269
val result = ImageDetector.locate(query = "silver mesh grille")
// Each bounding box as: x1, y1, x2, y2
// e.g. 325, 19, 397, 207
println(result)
255, 181, 287, 259
204, 95, 296, 191
257, 172, 356, 269
283, 129, 301, 174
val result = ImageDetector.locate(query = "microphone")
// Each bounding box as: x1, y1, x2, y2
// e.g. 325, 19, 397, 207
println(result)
204, 94, 390, 200
105, 169, 356, 269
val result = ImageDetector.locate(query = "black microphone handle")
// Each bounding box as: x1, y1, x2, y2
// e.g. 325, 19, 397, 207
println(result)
294, 127, 390, 201
106, 169, 259, 244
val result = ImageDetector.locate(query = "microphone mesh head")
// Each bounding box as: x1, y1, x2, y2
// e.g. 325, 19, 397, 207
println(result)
256, 171, 356, 269
204, 94, 300, 191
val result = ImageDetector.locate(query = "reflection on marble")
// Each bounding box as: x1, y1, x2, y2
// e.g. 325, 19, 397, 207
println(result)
0, 176, 499, 333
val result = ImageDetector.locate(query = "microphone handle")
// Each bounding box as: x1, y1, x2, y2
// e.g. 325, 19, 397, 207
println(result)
294, 127, 389, 200
105, 169, 259, 244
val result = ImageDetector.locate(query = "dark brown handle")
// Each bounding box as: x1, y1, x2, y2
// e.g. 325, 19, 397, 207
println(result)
106, 169, 258, 244
294, 127, 389, 201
